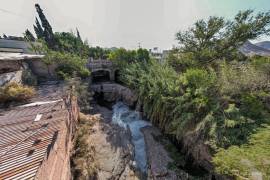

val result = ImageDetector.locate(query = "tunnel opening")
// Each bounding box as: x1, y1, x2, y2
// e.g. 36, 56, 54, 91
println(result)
92, 70, 110, 83
115, 70, 122, 84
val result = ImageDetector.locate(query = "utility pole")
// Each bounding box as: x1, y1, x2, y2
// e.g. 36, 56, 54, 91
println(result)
138, 42, 141, 49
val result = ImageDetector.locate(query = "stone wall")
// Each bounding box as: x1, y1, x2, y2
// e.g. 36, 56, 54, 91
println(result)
0, 60, 21, 73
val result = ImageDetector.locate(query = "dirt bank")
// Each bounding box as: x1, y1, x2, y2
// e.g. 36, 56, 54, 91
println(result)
72, 103, 141, 180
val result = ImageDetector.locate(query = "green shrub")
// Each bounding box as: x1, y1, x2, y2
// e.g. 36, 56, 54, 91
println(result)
250, 56, 270, 78
120, 52, 270, 180
240, 93, 266, 119
121, 61, 219, 140
44, 51, 90, 80
180, 68, 217, 90
166, 51, 199, 72
22, 70, 38, 86
121, 59, 270, 151
219, 62, 268, 95
213, 126, 270, 179
32, 41, 91, 80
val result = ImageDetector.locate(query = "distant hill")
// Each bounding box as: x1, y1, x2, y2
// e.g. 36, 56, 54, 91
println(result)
255, 41, 270, 50
239, 41, 270, 57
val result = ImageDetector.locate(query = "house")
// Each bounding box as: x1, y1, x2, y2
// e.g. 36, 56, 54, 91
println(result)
149, 47, 171, 63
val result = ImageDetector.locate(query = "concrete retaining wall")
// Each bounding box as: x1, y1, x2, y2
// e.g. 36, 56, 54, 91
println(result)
27, 60, 58, 80
0, 70, 23, 86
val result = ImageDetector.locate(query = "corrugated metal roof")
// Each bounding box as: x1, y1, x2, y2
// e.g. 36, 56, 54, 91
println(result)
0, 39, 30, 54
0, 52, 44, 61
0, 84, 68, 180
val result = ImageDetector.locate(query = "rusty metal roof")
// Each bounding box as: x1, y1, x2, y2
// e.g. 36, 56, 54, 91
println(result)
0, 84, 68, 180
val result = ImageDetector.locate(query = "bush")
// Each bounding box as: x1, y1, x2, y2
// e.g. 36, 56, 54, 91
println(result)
121, 59, 270, 166
45, 51, 90, 80
0, 82, 36, 103
166, 51, 199, 72
219, 62, 269, 95
180, 68, 217, 90
71, 112, 98, 180
250, 56, 270, 77
121, 60, 219, 140
32, 41, 90, 80
22, 70, 37, 86
213, 126, 270, 179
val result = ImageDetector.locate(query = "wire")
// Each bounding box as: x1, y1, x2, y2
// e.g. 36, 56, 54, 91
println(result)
0, 8, 20, 16
0, 8, 32, 20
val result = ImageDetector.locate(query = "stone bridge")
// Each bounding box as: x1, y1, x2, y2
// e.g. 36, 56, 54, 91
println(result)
87, 59, 119, 83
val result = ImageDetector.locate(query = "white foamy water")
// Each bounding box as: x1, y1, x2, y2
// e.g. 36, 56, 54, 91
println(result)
112, 102, 151, 172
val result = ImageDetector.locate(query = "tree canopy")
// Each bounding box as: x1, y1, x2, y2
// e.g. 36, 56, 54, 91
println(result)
34, 4, 56, 49
24, 29, 35, 41
176, 10, 270, 63
109, 48, 150, 65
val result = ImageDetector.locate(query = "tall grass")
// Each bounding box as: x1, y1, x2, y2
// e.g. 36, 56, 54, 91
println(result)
0, 82, 35, 103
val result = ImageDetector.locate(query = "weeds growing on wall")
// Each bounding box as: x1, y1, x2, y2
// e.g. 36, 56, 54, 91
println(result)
71, 113, 98, 180
0, 82, 36, 104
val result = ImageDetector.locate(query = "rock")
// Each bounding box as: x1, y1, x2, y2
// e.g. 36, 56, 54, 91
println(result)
119, 165, 140, 180
142, 126, 190, 180
182, 131, 213, 172
89, 104, 138, 180
91, 83, 138, 107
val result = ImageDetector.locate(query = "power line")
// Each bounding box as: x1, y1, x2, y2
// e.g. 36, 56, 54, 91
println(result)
0, 8, 31, 20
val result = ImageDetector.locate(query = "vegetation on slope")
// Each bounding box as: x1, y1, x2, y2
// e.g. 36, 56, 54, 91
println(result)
119, 10, 270, 178
71, 113, 98, 180
213, 125, 270, 179
24, 4, 270, 178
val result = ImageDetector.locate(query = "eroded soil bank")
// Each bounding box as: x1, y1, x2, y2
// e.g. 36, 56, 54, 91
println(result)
73, 103, 142, 180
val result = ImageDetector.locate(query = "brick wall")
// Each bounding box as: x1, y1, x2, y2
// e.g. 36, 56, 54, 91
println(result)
34, 94, 79, 180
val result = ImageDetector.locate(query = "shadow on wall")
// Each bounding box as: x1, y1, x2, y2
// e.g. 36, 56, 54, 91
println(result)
115, 70, 121, 84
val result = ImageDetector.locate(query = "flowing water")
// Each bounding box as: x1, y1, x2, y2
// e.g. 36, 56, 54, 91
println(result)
112, 102, 151, 172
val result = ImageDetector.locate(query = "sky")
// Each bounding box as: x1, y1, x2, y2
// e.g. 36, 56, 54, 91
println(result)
0, 0, 269, 50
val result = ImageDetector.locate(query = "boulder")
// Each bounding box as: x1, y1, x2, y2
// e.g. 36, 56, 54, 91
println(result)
142, 126, 190, 180
91, 83, 138, 107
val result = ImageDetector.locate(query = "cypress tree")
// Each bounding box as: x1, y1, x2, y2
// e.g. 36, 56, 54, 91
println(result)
76, 28, 82, 43
35, 4, 55, 48
24, 29, 35, 41
33, 17, 44, 39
